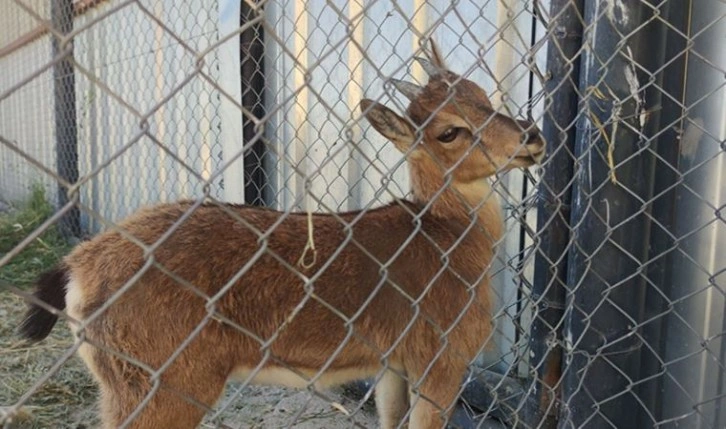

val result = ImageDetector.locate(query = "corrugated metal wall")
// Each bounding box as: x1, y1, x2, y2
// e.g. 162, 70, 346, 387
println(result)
0, 1, 56, 204
73, 0, 224, 232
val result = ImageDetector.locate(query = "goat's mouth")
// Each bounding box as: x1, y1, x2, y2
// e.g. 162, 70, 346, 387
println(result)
513, 142, 546, 164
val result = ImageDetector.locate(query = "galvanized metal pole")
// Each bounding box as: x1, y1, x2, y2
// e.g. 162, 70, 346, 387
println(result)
51, 0, 80, 237
526, 1, 584, 427
559, 1, 670, 427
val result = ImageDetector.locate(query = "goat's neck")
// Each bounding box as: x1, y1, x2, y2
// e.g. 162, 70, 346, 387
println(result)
410, 169, 504, 245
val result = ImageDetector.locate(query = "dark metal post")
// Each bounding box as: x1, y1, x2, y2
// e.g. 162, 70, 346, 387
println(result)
240, 2, 268, 206
526, 1, 584, 427
559, 2, 669, 427
51, 0, 80, 237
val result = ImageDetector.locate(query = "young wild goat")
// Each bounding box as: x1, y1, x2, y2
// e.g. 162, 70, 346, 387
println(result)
19, 47, 544, 429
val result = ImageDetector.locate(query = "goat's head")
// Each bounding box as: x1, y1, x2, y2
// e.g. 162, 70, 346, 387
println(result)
360, 42, 545, 190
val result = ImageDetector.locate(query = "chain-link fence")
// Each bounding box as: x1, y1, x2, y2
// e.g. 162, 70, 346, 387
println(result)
0, 0, 724, 428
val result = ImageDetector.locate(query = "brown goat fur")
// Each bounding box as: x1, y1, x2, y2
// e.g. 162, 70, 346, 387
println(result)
20, 43, 545, 429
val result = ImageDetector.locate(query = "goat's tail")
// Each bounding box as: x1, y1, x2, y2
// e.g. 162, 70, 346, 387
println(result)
18, 265, 69, 342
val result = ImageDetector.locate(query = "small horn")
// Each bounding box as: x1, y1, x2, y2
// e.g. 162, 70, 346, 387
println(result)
428, 39, 445, 68
415, 57, 442, 77
390, 78, 423, 101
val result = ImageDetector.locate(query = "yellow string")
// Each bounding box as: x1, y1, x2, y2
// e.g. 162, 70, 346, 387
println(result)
296, 206, 317, 269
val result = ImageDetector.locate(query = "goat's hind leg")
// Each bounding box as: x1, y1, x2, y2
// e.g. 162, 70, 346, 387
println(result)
83, 346, 228, 429
98, 381, 226, 429
407, 354, 467, 429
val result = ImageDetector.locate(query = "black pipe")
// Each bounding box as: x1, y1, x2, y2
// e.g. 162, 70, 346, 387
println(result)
526, 1, 584, 427
559, 2, 668, 427
240, 2, 268, 206
52, 0, 81, 237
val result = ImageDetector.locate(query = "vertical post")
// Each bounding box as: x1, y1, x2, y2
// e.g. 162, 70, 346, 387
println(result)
240, 1, 267, 206
52, 0, 80, 237
526, 1, 584, 427
219, 0, 245, 203
650, 3, 725, 427
559, 1, 668, 427
636, 2, 691, 426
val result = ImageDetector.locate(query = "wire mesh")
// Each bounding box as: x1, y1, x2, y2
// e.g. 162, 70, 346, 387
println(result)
0, 0, 724, 428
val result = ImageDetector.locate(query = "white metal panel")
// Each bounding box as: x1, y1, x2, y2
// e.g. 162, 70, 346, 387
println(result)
0, 1, 55, 204
0, 0, 50, 47
73, 0, 224, 231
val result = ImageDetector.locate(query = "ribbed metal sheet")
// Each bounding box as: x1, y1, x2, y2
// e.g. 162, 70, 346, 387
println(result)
0, 1, 56, 204
72, 0, 224, 231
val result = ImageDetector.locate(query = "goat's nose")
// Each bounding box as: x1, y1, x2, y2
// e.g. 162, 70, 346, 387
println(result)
516, 120, 544, 147
517, 119, 540, 136
515, 119, 546, 164
525, 131, 542, 146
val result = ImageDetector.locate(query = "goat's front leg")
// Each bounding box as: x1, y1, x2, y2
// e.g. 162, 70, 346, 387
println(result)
375, 368, 410, 429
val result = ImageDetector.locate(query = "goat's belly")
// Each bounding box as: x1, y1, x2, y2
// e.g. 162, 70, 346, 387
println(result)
230, 365, 379, 390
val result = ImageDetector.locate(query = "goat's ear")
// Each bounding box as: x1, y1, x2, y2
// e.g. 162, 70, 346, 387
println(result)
360, 99, 416, 152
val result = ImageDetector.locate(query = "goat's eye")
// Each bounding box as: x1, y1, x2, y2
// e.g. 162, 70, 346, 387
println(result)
437, 127, 461, 143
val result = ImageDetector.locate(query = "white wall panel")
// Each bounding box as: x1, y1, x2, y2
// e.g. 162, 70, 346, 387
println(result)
0, 1, 55, 204
73, 0, 224, 231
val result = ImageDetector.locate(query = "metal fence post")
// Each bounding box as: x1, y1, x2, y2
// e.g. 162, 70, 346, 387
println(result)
241, 1, 268, 206
635, 2, 691, 426
527, 1, 584, 427
559, 1, 671, 427
51, 0, 81, 237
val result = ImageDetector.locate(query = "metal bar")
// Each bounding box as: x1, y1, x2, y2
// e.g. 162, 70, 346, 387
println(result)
654, 2, 725, 427
241, 1, 268, 205
0, 25, 46, 60
527, 1, 585, 427
52, 0, 81, 237
559, 1, 671, 427
636, 2, 692, 426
